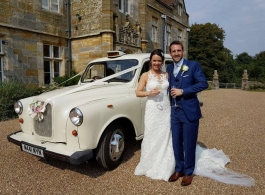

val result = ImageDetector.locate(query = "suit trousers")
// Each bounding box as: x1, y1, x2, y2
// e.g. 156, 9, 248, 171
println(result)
171, 107, 199, 176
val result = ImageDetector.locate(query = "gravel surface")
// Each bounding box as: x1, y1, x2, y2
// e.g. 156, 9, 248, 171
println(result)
0, 89, 264, 195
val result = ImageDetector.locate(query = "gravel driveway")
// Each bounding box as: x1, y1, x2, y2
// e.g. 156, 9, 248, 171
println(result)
0, 89, 264, 195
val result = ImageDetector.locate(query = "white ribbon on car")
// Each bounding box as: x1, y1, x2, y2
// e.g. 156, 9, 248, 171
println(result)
29, 65, 141, 120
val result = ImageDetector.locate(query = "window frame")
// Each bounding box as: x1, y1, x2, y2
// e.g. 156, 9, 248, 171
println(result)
151, 17, 158, 42
178, 3, 183, 16
119, 0, 130, 15
0, 38, 2, 54
0, 57, 3, 83
43, 44, 62, 84
178, 29, 182, 41
124, 0, 130, 14
166, 24, 171, 48
41, 0, 49, 10
51, 0, 59, 12
0, 38, 3, 82
119, 0, 124, 12
42, 0, 59, 13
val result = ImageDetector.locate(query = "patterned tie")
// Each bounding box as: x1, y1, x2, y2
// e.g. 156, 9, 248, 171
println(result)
173, 63, 180, 77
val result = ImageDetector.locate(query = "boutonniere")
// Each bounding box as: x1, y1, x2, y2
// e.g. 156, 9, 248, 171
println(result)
181, 64, 189, 76
28, 100, 46, 121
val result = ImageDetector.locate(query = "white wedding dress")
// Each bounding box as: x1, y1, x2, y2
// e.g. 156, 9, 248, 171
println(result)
134, 72, 255, 186
134, 72, 175, 181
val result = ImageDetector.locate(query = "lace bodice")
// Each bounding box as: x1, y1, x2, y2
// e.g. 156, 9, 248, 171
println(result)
146, 71, 169, 102
146, 71, 169, 91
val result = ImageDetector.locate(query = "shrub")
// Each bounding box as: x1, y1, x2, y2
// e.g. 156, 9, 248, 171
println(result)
0, 82, 42, 121
53, 71, 81, 87
0, 72, 81, 121
248, 84, 265, 91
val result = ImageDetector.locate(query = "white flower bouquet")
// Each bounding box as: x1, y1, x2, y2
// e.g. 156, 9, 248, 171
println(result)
28, 101, 45, 121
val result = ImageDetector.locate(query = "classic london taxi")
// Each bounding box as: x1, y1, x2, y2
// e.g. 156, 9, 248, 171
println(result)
7, 51, 173, 170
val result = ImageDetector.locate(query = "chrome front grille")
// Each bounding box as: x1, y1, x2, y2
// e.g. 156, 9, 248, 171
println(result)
34, 104, 52, 137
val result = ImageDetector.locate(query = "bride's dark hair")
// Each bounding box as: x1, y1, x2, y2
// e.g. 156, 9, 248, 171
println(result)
150, 49, 165, 62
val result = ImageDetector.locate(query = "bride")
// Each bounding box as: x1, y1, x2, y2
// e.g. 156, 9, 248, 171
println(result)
134, 49, 254, 187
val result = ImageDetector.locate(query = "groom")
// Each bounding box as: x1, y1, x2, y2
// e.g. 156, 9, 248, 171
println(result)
166, 40, 208, 186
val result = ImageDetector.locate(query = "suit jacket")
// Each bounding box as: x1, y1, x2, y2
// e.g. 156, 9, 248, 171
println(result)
166, 59, 208, 121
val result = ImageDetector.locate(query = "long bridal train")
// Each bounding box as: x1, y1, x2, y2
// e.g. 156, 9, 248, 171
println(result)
194, 145, 255, 187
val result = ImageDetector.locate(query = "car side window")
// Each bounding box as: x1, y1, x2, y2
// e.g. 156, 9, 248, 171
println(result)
165, 60, 173, 69
139, 61, 150, 80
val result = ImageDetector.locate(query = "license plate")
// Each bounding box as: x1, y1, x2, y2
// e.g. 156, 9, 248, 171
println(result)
21, 143, 44, 158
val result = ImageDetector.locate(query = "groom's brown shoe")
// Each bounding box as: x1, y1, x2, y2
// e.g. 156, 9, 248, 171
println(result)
181, 175, 193, 186
168, 172, 184, 182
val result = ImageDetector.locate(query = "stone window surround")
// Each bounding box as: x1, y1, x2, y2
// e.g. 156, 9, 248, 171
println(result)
119, 0, 130, 15
166, 24, 171, 48
43, 44, 62, 84
0, 38, 3, 82
178, 3, 183, 16
177, 29, 182, 41
0, 57, 3, 83
0, 38, 2, 54
151, 17, 158, 42
41, 0, 59, 13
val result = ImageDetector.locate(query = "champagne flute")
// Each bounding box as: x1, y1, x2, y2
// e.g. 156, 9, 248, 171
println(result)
171, 85, 177, 108
155, 83, 162, 90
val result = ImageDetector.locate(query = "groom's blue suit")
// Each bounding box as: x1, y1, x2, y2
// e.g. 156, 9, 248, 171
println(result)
167, 58, 208, 176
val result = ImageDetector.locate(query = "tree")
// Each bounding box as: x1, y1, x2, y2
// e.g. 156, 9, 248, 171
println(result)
234, 52, 253, 80
234, 51, 265, 83
188, 23, 230, 82
235, 52, 253, 65
251, 51, 265, 82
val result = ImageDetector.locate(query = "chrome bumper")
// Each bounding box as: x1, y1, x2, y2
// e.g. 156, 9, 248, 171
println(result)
7, 131, 93, 165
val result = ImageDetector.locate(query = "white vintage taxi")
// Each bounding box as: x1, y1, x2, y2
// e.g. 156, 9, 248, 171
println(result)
7, 51, 173, 170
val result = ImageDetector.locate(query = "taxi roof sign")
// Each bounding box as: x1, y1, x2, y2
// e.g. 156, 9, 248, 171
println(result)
107, 51, 126, 58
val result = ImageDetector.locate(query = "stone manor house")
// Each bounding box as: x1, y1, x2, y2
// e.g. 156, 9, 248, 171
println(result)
0, 0, 189, 87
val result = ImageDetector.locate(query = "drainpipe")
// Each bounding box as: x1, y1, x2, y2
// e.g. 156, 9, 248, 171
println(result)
66, 0, 72, 76
186, 28, 190, 59
161, 14, 167, 52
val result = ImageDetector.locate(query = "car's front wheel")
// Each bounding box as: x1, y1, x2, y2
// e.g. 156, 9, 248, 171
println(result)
96, 123, 125, 170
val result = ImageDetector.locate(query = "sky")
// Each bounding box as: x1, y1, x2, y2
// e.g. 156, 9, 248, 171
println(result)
184, 0, 265, 57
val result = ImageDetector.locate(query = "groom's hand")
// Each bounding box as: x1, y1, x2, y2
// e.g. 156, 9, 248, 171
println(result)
171, 88, 183, 98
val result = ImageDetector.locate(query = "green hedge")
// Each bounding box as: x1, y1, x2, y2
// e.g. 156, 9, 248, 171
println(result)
0, 82, 42, 121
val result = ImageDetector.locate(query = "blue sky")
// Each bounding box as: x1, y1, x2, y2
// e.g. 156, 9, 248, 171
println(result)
184, 0, 265, 57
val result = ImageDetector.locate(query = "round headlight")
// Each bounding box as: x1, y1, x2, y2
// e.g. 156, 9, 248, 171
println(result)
14, 101, 23, 115
69, 108, 83, 126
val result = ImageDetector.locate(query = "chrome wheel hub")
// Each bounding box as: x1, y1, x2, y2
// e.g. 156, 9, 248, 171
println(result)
109, 129, 124, 161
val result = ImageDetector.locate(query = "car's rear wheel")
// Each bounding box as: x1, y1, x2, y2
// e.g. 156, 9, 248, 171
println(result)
96, 124, 125, 170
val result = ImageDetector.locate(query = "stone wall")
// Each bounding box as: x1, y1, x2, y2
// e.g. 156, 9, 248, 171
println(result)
71, 0, 189, 72
144, 0, 189, 54
1, 0, 189, 85
0, 0, 68, 86
0, 0, 67, 36
0, 26, 68, 87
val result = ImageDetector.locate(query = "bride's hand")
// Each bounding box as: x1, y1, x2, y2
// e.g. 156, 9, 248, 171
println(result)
150, 89, 161, 96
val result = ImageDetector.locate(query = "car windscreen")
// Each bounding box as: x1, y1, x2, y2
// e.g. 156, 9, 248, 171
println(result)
81, 59, 139, 83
